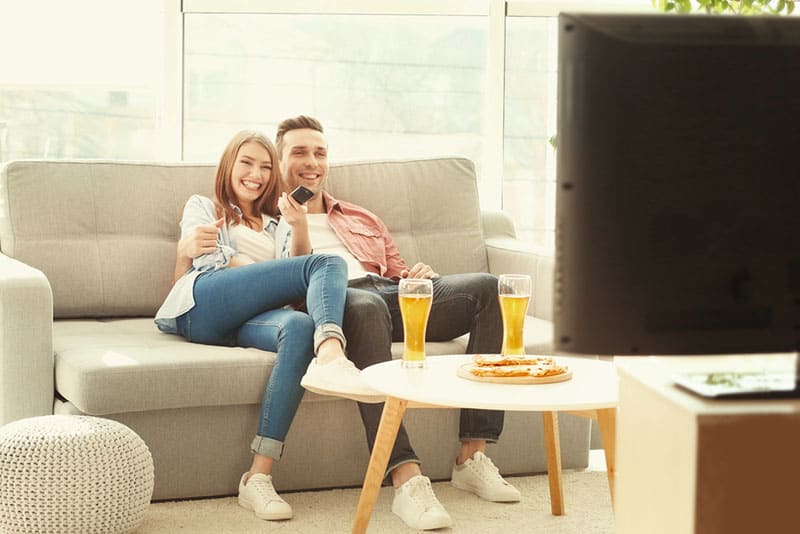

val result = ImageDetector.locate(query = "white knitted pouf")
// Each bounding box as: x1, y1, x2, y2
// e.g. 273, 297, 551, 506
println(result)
0, 415, 154, 534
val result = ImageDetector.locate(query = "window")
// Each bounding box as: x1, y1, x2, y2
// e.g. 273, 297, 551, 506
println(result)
503, 0, 652, 252
184, 13, 487, 176
0, 0, 164, 162
504, 15, 557, 251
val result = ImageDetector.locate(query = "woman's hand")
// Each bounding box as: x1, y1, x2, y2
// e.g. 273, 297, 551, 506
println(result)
179, 218, 224, 259
173, 217, 224, 284
277, 192, 308, 228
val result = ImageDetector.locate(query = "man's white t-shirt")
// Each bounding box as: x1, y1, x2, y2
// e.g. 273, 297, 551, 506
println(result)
306, 214, 370, 280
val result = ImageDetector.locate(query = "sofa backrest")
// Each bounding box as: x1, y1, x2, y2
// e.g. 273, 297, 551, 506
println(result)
0, 157, 488, 318
328, 157, 488, 276
0, 161, 215, 319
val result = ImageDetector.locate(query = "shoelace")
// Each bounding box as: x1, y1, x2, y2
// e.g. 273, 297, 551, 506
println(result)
472, 455, 506, 484
250, 477, 282, 503
408, 477, 442, 510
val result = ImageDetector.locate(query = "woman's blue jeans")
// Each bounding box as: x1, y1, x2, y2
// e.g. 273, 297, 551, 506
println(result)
175, 254, 348, 461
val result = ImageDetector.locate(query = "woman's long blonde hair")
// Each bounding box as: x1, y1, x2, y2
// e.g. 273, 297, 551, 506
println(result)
213, 130, 284, 224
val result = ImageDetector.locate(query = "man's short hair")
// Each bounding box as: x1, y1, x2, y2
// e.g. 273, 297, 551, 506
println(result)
275, 115, 324, 156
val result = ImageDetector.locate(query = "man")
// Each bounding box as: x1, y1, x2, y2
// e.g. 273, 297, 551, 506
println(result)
274, 116, 520, 530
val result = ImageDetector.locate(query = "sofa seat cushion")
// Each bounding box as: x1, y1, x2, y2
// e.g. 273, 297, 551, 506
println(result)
54, 319, 274, 416
54, 315, 553, 416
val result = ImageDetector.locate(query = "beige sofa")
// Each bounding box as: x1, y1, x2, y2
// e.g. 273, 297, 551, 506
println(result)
0, 157, 590, 500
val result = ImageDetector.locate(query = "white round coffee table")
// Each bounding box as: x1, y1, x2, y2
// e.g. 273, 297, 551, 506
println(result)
352, 354, 618, 533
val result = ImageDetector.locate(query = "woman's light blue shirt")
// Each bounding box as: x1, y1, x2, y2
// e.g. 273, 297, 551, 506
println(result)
154, 194, 276, 333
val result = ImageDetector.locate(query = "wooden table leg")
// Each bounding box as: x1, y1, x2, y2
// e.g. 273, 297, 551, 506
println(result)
352, 397, 408, 534
542, 411, 564, 515
596, 407, 617, 507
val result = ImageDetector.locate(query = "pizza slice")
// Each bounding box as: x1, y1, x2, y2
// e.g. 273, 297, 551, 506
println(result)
468, 358, 569, 379
472, 354, 557, 367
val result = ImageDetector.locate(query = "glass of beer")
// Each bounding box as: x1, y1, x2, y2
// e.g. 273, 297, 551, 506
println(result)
498, 274, 531, 356
398, 278, 433, 368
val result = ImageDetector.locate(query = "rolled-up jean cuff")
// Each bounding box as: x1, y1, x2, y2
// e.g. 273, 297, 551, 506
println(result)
314, 323, 346, 354
250, 435, 285, 460
459, 434, 500, 444
385, 457, 422, 481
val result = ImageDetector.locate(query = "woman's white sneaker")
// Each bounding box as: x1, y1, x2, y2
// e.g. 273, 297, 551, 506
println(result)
300, 357, 385, 403
391, 475, 453, 530
237, 472, 293, 520
450, 451, 521, 502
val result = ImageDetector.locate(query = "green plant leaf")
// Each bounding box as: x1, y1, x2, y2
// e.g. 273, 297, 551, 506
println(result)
654, 0, 795, 14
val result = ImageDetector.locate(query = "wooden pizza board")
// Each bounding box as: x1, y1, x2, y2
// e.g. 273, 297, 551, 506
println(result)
457, 363, 573, 385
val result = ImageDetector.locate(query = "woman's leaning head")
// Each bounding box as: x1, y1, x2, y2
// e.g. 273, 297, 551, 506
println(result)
214, 130, 284, 223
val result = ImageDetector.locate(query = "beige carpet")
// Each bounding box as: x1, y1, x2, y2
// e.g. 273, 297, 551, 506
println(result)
136, 470, 613, 533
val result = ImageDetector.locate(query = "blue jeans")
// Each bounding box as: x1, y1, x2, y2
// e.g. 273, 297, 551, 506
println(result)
345, 273, 504, 475
175, 254, 348, 461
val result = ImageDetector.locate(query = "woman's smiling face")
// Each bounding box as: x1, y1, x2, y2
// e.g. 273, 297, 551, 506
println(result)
230, 141, 273, 212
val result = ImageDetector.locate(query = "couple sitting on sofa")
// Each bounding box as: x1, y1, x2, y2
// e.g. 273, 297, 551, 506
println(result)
155, 115, 520, 531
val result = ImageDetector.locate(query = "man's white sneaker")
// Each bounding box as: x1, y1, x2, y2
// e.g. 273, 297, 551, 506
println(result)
391, 475, 453, 530
450, 451, 521, 502
238, 472, 293, 520
300, 357, 385, 403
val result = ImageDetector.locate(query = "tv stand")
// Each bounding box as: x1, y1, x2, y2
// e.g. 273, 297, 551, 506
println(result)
614, 355, 800, 534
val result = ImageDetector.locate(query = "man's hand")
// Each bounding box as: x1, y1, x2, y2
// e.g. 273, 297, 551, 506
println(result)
178, 218, 224, 260
400, 262, 438, 279
277, 192, 308, 228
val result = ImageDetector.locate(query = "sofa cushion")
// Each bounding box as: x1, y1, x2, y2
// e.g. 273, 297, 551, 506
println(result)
328, 157, 489, 276
53, 319, 272, 415
54, 316, 552, 416
0, 161, 216, 318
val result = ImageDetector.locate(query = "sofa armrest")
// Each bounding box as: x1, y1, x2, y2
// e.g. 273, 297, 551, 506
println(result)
482, 211, 554, 322
482, 209, 517, 240
0, 253, 54, 424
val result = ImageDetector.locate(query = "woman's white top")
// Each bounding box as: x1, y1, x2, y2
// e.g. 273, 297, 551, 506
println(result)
230, 215, 276, 263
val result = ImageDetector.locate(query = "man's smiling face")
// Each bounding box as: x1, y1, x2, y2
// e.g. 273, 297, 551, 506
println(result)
279, 128, 329, 198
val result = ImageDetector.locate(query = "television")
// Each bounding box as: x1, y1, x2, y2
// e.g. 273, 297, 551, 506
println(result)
554, 13, 800, 396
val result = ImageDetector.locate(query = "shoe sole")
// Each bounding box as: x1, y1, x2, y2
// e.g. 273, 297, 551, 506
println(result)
391, 506, 453, 530
450, 479, 521, 503
238, 496, 293, 520
301, 381, 385, 404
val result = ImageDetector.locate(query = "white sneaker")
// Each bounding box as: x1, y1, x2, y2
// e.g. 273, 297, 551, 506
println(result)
451, 451, 521, 502
238, 472, 293, 520
300, 357, 385, 403
391, 475, 453, 530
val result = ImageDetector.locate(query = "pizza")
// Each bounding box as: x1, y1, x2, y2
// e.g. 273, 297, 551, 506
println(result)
469, 354, 568, 379
472, 354, 557, 367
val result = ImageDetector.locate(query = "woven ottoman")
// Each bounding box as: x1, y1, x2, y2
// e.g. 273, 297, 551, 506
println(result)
0, 415, 154, 533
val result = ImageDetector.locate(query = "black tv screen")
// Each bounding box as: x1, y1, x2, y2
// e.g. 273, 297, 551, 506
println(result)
554, 13, 800, 356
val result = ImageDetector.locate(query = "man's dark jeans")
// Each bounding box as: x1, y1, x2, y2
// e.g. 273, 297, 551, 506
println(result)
344, 272, 504, 476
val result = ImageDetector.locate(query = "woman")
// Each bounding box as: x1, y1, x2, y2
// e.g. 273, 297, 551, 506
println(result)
155, 131, 366, 521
